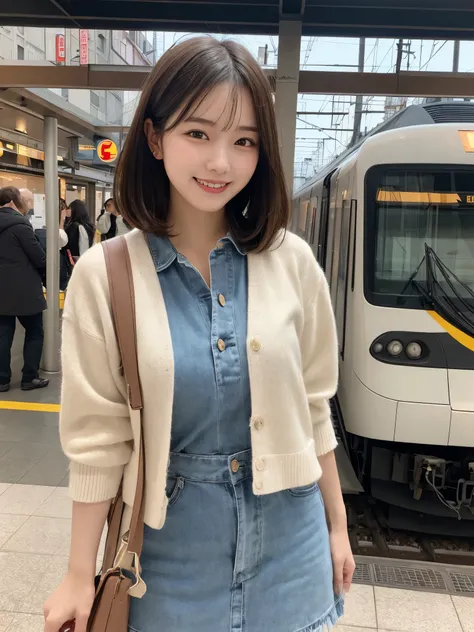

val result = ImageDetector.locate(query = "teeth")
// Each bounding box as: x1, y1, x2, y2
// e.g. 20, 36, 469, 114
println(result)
196, 178, 227, 189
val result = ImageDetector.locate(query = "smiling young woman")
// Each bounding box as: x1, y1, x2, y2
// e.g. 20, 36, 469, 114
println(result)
43, 36, 353, 632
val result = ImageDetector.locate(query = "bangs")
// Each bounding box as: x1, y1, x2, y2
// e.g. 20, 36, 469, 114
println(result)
165, 73, 245, 134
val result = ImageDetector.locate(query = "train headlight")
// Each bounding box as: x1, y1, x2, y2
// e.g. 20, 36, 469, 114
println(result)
387, 340, 403, 356
372, 342, 384, 354
406, 341, 423, 359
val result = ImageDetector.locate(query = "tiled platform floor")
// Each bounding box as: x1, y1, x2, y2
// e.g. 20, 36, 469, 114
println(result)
0, 483, 471, 632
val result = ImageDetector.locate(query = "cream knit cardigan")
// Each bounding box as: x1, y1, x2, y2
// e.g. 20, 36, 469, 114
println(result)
60, 229, 338, 528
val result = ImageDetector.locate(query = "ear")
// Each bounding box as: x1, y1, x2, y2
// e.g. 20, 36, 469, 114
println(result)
144, 118, 163, 160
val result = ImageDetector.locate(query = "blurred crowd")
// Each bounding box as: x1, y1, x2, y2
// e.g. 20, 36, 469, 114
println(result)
0, 185, 130, 392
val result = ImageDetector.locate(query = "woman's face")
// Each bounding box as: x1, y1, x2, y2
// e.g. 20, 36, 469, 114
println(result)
147, 83, 260, 217
105, 200, 117, 215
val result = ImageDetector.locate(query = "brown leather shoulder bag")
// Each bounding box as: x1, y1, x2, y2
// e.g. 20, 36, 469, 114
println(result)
86, 236, 147, 631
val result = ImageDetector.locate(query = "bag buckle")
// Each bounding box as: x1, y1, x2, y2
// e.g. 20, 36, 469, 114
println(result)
112, 531, 147, 598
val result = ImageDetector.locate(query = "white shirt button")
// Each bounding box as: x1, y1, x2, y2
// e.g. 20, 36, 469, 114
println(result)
250, 338, 261, 352
255, 458, 265, 472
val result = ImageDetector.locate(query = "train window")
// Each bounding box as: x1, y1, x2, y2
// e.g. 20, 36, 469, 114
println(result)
309, 197, 318, 244
329, 191, 345, 306
298, 199, 309, 234
365, 165, 474, 309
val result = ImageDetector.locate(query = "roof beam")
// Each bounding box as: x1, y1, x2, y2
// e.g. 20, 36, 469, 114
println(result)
1, 65, 474, 98
1, 0, 474, 39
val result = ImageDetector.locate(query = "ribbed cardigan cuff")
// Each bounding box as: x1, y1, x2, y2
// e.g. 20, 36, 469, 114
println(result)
68, 462, 124, 503
313, 417, 338, 456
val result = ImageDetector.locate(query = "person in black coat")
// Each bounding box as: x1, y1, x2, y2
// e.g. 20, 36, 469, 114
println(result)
0, 187, 49, 392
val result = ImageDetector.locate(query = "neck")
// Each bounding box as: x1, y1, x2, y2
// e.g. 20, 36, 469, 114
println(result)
168, 190, 228, 253
7, 203, 23, 216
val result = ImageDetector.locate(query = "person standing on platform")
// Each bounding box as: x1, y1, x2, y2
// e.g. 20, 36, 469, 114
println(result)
44, 37, 354, 632
64, 200, 94, 259
96, 197, 131, 240
0, 186, 49, 392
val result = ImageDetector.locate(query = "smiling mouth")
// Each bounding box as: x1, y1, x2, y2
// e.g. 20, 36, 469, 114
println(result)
194, 177, 230, 192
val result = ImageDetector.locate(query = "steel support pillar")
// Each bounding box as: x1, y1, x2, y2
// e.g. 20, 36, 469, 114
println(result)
42, 116, 60, 373
275, 19, 302, 197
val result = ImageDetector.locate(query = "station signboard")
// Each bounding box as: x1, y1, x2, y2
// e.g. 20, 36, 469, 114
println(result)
79, 29, 89, 65
55, 34, 65, 63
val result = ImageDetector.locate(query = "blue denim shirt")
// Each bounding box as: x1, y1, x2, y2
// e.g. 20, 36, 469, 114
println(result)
146, 233, 251, 455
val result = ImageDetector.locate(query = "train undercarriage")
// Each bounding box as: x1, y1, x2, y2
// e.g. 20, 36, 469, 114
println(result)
334, 400, 474, 536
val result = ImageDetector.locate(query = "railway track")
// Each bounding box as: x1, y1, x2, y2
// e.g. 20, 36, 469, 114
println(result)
346, 495, 474, 566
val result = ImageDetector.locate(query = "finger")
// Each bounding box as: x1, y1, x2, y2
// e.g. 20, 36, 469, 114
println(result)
45, 616, 68, 632
75, 612, 90, 632
343, 561, 356, 593
333, 561, 344, 595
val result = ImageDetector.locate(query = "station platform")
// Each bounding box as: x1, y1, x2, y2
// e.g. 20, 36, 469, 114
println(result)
0, 333, 473, 631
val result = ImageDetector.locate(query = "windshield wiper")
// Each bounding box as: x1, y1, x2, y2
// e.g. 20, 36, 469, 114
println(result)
419, 244, 474, 337
399, 255, 426, 298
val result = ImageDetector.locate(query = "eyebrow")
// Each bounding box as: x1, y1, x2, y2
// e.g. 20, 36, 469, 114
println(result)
185, 116, 258, 134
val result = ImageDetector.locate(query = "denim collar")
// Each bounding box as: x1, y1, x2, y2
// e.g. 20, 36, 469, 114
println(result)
146, 232, 245, 273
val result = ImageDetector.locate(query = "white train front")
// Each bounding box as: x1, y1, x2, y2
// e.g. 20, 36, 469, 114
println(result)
293, 102, 474, 533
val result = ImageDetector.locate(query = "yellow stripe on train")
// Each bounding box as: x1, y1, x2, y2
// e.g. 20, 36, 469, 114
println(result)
427, 310, 474, 352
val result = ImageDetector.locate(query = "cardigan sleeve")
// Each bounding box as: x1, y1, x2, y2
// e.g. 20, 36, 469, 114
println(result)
59, 252, 134, 503
301, 254, 339, 456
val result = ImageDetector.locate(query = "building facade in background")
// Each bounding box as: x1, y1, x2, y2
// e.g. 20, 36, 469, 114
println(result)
0, 27, 152, 215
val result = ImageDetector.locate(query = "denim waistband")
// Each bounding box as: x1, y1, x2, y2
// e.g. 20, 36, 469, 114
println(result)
168, 449, 252, 484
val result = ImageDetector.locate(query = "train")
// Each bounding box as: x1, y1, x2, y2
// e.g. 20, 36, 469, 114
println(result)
293, 101, 474, 534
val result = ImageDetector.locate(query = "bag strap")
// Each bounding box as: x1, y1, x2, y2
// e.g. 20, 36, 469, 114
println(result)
102, 237, 145, 559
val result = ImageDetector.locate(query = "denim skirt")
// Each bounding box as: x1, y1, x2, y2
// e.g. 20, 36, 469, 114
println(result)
128, 449, 343, 632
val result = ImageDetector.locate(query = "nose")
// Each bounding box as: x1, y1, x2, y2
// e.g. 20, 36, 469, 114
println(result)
205, 146, 230, 175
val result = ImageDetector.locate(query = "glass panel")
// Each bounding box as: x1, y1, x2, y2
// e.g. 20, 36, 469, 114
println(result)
369, 168, 474, 304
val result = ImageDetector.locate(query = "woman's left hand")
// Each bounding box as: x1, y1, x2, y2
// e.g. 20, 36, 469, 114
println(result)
329, 527, 355, 595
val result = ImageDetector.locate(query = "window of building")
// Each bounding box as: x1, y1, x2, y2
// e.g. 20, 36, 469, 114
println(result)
61, 88, 69, 100
18, 26, 24, 35
17, 45, 24, 60
98, 34, 106, 53
90, 91, 101, 108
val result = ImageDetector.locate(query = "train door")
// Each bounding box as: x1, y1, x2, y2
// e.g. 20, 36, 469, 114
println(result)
318, 170, 338, 269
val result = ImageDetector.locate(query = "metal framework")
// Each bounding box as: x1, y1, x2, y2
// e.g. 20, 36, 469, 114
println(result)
1, 65, 473, 99
1, 0, 474, 39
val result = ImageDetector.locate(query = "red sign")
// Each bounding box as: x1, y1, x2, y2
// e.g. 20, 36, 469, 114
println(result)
55, 34, 65, 63
79, 29, 88, 65
97, 139, 118, 163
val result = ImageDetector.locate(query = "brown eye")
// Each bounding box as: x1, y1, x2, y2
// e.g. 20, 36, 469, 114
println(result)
235, 138, 255, 147
188, 131, 208, 140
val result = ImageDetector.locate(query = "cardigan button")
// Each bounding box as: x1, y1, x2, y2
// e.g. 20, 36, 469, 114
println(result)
255, 481, 263, 491
253, 417, 264, 431
255, 458, 265, 472
250, 338, 261, 352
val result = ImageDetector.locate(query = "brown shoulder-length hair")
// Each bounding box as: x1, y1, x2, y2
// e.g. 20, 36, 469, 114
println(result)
114, 36, 289, 252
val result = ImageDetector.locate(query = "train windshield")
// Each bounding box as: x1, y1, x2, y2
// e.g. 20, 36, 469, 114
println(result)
365, 166, 474, 310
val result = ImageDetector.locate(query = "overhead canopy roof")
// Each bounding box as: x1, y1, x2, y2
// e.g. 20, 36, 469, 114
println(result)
1, 0, 474, 40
